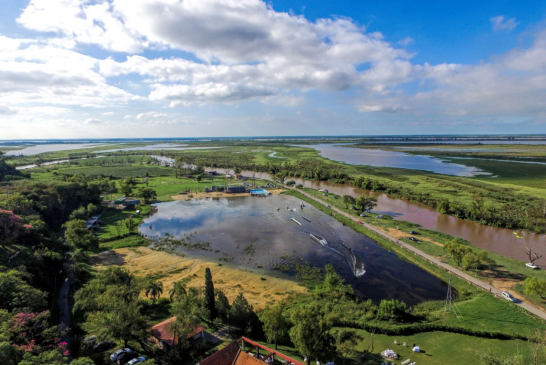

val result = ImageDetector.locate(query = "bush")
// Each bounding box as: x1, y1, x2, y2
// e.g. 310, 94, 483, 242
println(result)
377, 299, 407, 322
285, 180, 296, 185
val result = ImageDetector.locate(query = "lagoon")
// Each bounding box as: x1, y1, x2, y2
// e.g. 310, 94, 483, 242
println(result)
139, 194, 446, 305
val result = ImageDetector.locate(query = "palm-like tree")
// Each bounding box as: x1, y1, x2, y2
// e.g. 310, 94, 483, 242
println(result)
144, 279, 164, 304
169, 279, 189, 302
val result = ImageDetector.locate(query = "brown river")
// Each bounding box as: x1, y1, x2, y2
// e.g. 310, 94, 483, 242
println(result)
243, 171, 546, 266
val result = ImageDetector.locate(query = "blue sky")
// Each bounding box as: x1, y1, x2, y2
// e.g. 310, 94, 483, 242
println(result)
1, 0, 546, 138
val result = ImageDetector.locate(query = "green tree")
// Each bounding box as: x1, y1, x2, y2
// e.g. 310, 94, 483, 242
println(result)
289, 303, 338, 365
71, 358, 96, 365
119, 179, 134, 196
334, 329, 363, 365
0, 341, 18, 365
524, 277, 546, 299
169, 279, 190, 302
87, 203, 98, 216
64, 219, 99, 251
168, 287, 208, 362
229, 293, 260, 336
377, 299, 407, 322
261, 300, 289, 349
356, 195, 378, 212
462, 250, 491, 271
0, 270, 47, 311
18, 351, 67, 365
144, 278, 164, 304
234, 166, 242, 175
444, 238, 472, 267
136, 187, 157, 203
342, 195, 356, 209
124, 218, 138, 233
69, 206, 88, 221
86, 299, 148, 348
204, 268, 216, 319
321, 266, 353, 300
215, 289, 230, 322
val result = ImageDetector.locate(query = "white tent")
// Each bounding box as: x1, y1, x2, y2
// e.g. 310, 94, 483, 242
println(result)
412, 346, 420, 353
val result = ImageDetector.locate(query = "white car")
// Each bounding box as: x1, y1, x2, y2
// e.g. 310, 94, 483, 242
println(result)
126, 357, 146, 365
502, 291, 516, 302
110, 348, 131, 361
526, 262, 539, 269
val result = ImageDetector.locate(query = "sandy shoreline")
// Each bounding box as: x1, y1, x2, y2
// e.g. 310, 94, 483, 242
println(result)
171, 188, 286, 200
92, 247, 306, 309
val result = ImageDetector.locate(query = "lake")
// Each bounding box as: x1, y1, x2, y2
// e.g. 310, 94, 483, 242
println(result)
95, 144, 223, 153
5, 143, 104, 156
296, 144, 489, 177
139, 194, 447, 305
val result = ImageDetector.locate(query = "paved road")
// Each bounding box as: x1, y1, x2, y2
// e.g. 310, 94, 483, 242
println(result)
292, 187, 546, 321
58, 260, 74, 361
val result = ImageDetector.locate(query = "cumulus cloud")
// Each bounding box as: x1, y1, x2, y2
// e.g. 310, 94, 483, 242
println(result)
102, 111, 115, 116
84, 118, 101, 124
490, 16, 519, 31
0, 35, 139, 107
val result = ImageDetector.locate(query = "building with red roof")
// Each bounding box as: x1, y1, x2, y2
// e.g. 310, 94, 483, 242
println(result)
149, 317, 207, 350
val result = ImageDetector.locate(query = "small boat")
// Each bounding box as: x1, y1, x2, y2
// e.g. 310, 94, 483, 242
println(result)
310, 233, 327, 246
291, 218, 302, 225
302, 216, 311, 222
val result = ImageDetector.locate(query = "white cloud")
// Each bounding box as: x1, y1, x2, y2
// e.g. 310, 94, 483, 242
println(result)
136, 111, 168, 119
84, 118, 101, 124
102, 111, 115, 116
0, 105, 17, 115
490, 16, 519, 31
398, 37, 414, 47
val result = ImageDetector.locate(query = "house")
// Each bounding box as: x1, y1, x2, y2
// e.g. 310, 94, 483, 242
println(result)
86, 214, 104, 230
149, 317, 206, 351
199, 337, 305, 365
226, 186, 246, 194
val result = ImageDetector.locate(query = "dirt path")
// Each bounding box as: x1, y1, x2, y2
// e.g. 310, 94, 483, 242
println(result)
291, 187, 546, 321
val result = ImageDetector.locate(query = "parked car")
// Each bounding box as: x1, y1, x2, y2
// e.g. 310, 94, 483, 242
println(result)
502, 291, 516, 302
360, 213, 367, 217
82, 335, 97, 348
376, 215, 384, 219
526, 262, 539, 269
409, 230, 419, 235
126, 357, 146, 365
93, 340, 115, 352
117, 352, 138, 365
110, 348, 131, 361
408, 237, 419, 242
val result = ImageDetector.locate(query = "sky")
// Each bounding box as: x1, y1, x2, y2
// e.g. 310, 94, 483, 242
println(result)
1, 0, 546, 139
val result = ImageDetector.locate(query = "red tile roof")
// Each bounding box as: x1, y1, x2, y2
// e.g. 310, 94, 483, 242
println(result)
200, 340, 240, 365
232, 351, 265, 365
149, 317, 206, 346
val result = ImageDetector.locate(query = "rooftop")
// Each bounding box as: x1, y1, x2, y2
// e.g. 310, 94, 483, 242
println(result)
149, 317, 206, 347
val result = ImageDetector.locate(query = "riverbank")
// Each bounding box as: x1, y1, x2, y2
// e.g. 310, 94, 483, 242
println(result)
91, 247, 307, 310
171, 188, 285, 200
285, 188, 546, 320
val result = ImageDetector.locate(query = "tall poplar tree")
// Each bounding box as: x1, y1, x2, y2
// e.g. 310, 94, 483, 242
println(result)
204, 267, 217, 319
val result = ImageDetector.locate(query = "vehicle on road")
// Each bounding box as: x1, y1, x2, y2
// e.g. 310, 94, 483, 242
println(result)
502, 291, 516, 302
526, 262, 539, 269
126, 357, 146, 365
110, 348, 131, 361
117, 352, 138, 365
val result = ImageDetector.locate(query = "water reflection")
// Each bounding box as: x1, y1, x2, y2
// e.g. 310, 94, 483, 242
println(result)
296, 144, 489, 177
139, 195, 446, 305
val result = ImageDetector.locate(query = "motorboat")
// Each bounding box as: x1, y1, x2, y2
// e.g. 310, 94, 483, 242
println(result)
310, 233, 327, 245
526, 262, 539, 269
291, 218, 302, 225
